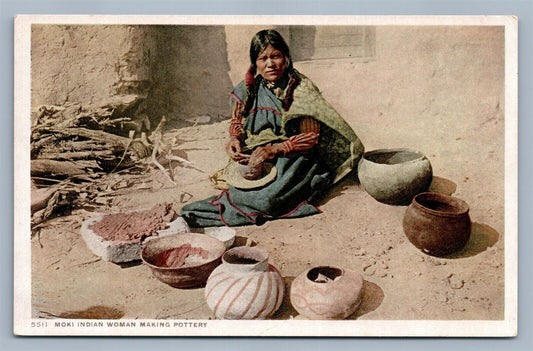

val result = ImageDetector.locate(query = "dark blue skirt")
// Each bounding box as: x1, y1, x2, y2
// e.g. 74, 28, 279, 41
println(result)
180, 153, 331, 227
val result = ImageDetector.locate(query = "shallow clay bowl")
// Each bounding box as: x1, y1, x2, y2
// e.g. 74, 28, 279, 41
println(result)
205, 227, 236, 249
141, 233, 225, 289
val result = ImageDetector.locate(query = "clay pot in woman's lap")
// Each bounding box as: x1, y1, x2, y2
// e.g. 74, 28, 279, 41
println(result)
237, 161, 263, 180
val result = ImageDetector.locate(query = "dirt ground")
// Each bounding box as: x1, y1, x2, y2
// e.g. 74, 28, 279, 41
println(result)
31, 113, 505, 321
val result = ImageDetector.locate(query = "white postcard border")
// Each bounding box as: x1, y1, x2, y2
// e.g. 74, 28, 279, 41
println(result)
13, 14, 518, 337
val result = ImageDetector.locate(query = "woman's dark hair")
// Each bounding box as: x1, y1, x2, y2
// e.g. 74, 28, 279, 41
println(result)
249, 29, 293, 72
241, 29, 299, 116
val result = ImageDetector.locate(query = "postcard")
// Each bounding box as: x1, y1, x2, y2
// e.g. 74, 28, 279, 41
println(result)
14, 15, 517, 336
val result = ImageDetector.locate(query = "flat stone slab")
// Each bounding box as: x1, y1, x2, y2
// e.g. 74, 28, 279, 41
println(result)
80, 215, 190, 263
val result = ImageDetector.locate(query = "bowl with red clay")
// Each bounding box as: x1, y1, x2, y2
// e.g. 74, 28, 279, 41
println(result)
141, 233, 226, 288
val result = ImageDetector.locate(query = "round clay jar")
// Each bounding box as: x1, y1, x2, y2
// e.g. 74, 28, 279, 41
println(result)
403, 192, 471, 256
357, 148, 433, 205
290, 266, 364, 320
204, 246, 285, 320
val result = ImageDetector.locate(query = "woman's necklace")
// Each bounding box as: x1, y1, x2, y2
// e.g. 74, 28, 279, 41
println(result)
265, 75, 289, 99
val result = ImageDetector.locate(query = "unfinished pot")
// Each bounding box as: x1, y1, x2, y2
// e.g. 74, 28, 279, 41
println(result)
204, 246, 285, 320
290, 266, 364, 320
403, 192, 471, 256
237, 160, 264, 180
357, 148, 433, 205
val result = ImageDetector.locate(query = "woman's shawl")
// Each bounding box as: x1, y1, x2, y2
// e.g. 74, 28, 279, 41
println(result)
283, 74, 364, 184
232, 72, 364, 185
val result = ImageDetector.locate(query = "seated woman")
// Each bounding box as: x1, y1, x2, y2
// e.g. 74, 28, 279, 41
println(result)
181, 29, 364, 227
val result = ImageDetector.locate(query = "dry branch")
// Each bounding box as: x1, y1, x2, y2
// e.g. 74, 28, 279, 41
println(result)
30, 102, 208, 227
31, 159, 86, 177
39, 150, 117, 161
31, 185, 60, 213
45, 127, 131, 148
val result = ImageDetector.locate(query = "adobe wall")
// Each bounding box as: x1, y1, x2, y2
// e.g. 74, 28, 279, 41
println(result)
31, 25, 234, 127
31, 25, 154, 109
146, 26, 233, 125
292, 26, 505, 152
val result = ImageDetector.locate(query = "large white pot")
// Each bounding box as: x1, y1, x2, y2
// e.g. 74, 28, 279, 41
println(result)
205, 246, 285, 320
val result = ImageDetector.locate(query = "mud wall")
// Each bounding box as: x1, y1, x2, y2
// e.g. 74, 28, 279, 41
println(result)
31, 25, 154, 109
31, 25, 233, 127
146, 26, 233, 125
293, 26, 505, 151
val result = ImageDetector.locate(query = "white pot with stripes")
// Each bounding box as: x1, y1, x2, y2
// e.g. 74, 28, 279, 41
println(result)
204, 246, 285, 320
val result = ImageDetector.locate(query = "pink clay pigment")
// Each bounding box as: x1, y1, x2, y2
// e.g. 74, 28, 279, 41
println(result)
89, 203, 177, 243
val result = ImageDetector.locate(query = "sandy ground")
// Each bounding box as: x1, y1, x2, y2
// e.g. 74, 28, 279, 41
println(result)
31, 115, 505, 321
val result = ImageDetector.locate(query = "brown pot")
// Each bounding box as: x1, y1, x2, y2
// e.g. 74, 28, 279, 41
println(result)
403, 192, 471, 256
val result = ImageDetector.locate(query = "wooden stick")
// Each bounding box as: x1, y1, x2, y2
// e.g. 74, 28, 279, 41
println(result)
164, 155, 205, 173
45, 127, 130, 148
31, 159, 85, 177
110, 130, 135, 173
38, 150, 116, 160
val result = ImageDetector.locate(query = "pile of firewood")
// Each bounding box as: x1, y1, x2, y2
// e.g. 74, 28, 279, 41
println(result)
30, 99, 200, 228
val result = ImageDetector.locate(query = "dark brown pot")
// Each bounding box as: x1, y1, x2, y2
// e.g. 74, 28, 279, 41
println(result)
403, 192, 471, 256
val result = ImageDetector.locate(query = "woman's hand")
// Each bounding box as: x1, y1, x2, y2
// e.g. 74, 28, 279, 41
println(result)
249, 143, 283, 166
226, 137, 248, 162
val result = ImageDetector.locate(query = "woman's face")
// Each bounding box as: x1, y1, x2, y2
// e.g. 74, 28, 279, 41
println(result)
255, 45, 287, 82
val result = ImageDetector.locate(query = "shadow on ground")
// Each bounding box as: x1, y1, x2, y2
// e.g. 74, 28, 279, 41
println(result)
37, 305, 125, 319
428, 176, 457, 196
445, 222, 500, 259
316, 178, 361, 206
349, 280, 384, 319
